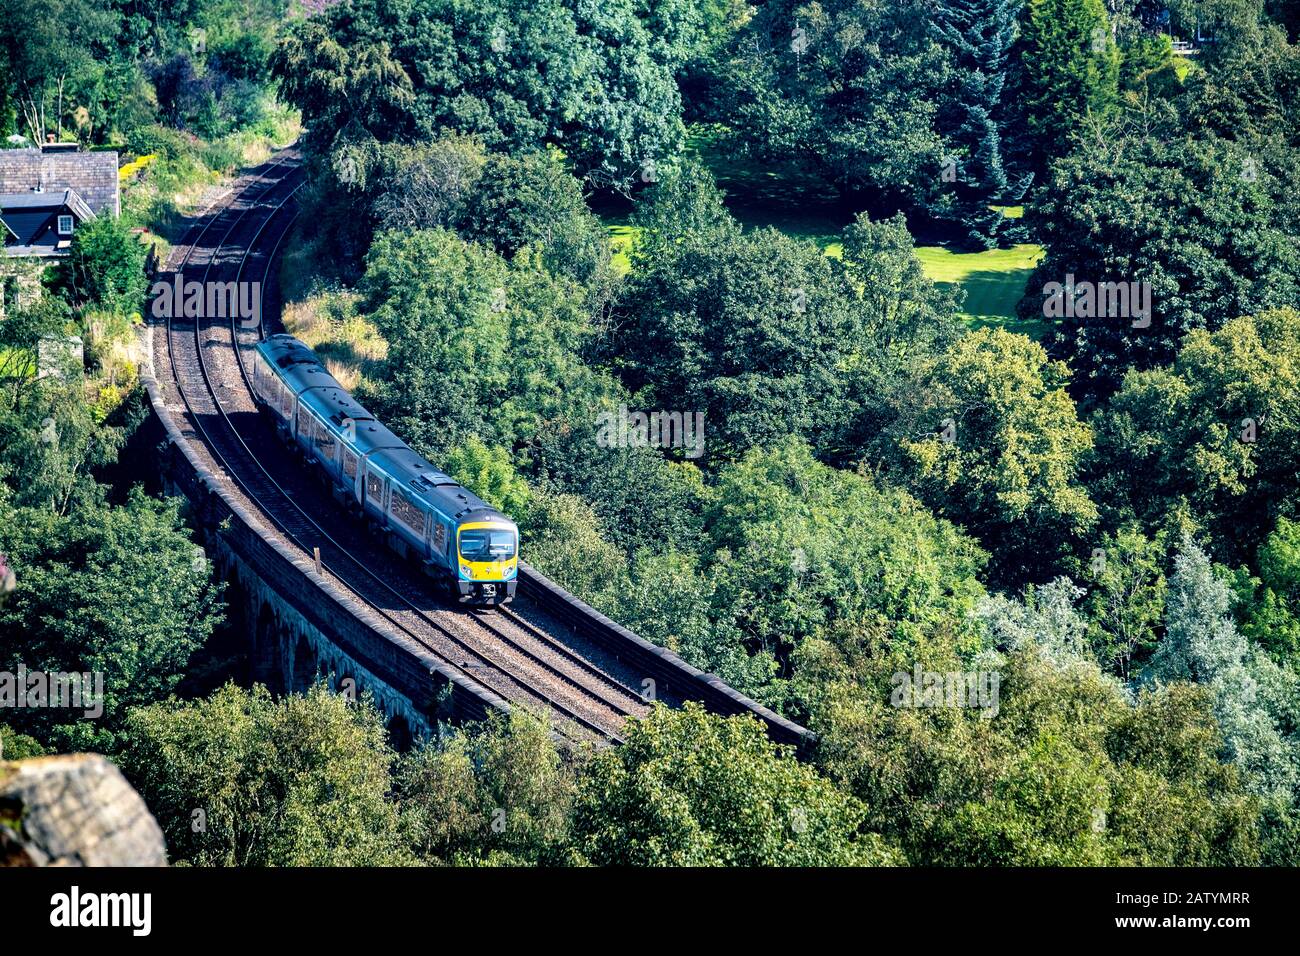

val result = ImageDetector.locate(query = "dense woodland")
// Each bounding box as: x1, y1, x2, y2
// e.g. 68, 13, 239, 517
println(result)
3, 0, 1300, 865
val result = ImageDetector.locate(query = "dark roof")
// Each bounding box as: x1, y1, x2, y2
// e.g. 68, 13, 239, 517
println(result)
1, 188, 95, 256
0, 149, 118, 217
0, 188, 94, 220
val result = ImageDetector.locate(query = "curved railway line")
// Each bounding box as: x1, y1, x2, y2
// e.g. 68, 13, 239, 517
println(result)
147, 147, 810, 751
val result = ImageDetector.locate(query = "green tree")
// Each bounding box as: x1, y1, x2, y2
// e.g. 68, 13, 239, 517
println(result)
713, 0, 950, 202
615, 218, 866, 462
1016, 0, 1119, 172
529, 415, 710, 559
457, 151, 611, 292
273, 0, 686, 181
1149, 537, 1300, 803
619, 547, 772, 693
397, 709, 577, 865
839, 212, 964, 355
626, 157, 738, 262
57, 214, 148, 315
368, 135, 489, 236
884, 328, 1097, 582
795, 612, 1261, 865
1022, 134, 1300, 397
519, 491, 628, 611
0, 723, 46, 760
444, 436, 532, 519
704, 440, 987, 704
929, 0, 1030, 247
0, 0, 118, 142
268, 14, 417, 152
837, 211, 964, 459
1074, 526, 1168, 679
0, 491, 223, 748
1091, 310, 1300, 562
1117, 30, 1180, 95
571, 702, 900, 865
0, 297, 127, 513
360, 229, 610, 457
1231, 517, 1300, 662
118, 684, 412, 866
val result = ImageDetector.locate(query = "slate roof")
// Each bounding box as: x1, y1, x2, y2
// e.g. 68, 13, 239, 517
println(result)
1, 188, 98, 257
0, 188, 94, 219
0, 148, 119, 217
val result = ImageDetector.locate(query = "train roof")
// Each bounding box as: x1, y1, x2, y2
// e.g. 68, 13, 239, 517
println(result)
297, 384, 374, 430
257, 334, 318, 371
367, 445, 509, 524
345, 418, 408, 457
257, 336, 407, 455
256, 335, 344, 396
258, 334, 515, 528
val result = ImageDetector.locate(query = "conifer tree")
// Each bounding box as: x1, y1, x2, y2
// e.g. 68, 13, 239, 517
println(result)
931, 0, 1030, 248
1018, 0, 1120, 172
1151, 538, 1300, 803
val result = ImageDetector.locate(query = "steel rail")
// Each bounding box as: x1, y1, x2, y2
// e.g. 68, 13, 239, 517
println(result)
164, 157, 636, 744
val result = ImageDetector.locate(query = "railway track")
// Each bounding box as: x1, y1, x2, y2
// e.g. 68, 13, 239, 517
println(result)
156, 149, 652, 746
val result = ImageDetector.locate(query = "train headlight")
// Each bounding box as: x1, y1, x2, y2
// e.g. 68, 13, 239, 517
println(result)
460, 564, 471, 578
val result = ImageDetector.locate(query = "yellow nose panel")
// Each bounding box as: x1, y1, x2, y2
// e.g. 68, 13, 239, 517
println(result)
464, 557, 517, 581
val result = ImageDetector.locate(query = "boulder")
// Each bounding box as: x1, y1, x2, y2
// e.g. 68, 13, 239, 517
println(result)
0, 754, 167, 866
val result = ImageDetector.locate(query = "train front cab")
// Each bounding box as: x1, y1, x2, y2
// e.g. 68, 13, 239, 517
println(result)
454, 520, 518, 604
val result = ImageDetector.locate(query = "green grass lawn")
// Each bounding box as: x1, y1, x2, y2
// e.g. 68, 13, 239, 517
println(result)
607, 222, 638, 275
913, 243, 1044, 337
607, 220, 1044, 335
603, 124, 1045, 335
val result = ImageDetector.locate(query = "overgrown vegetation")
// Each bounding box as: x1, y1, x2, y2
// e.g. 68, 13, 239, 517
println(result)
4, 0, 1300, 868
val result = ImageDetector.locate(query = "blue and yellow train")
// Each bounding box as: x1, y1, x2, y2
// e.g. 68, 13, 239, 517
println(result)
250, 334, 518, 604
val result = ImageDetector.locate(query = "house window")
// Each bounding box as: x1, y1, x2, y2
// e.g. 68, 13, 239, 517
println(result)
57, 215, 74, 236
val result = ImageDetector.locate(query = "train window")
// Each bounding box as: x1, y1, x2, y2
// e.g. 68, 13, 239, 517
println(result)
315, 418, 335, 460
390, 488, 426, 535
280, 388, 293, 417
459, 529, 516, 561
366, 470, 384, 503
297, 410, 311, 438
342, 450, 358, 480
433, 522, 446, 551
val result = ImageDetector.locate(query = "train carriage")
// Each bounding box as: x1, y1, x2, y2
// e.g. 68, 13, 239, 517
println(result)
250, 334, 518, 604
344, 417, 407, 516
296, 385, 374, 486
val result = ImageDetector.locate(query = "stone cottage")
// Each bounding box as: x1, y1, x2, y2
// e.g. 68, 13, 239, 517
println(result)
0, 142, 120, 316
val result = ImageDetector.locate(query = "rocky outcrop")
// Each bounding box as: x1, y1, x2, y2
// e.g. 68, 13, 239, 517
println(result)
0, 754, 167, 866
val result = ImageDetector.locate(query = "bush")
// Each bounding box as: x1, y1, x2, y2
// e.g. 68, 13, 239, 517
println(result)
57, 215, 148, 315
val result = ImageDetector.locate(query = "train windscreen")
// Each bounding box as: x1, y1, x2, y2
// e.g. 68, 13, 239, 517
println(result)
459, 529, 516, 561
